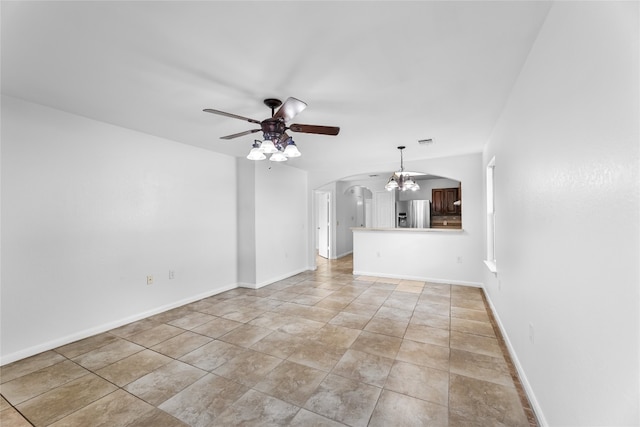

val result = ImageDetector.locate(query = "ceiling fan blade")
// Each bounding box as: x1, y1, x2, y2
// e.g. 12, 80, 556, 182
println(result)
220, 129, 261, 140
203, 108, 262, 125
272, 97, 307, 121
289, 124, 340, 136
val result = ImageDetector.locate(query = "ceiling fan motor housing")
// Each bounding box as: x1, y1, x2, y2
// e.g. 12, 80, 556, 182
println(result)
261, 118, 287, 141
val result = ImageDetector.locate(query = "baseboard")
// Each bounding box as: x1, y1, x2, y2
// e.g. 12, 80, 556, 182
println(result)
236, 281, 257, 289
239, 266, 311, 290
352, 270, 483, 288
0, 282, 238, 366
482, 289, 548, 427
336, 250, 353, 259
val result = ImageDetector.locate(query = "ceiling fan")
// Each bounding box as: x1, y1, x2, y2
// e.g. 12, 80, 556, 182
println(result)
203, 97, 340, 161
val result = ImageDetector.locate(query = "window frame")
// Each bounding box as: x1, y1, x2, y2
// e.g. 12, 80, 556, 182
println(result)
484, 156, 497, 273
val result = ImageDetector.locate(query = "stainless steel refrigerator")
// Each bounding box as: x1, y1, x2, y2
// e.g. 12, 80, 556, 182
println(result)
396, 200, 431, 228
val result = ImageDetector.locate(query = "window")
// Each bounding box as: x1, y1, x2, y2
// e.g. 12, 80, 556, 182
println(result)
484, 157, 497, 273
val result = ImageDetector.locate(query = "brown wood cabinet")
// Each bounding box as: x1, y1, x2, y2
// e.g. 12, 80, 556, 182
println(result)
432, 188, 461, 216
431, 216, 462, 229
431, 187, 461, 229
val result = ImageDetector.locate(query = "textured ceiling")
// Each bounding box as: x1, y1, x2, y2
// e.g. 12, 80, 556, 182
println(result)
1, 1, 551, 172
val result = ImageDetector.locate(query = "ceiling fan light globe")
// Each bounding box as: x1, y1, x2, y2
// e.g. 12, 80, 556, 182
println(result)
284, 143, 301, 158
247, 147, 266, 160
269, 151, 288, 162
252, 140, 264, 152
260, 140, 278, 154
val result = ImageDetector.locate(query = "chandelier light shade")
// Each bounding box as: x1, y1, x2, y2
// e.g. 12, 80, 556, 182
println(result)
385, 146, 421, 192
386, 175, 399, 190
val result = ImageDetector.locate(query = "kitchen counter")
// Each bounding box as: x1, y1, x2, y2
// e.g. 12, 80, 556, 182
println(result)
351, 227, 464, 233
350, 226, 481, 287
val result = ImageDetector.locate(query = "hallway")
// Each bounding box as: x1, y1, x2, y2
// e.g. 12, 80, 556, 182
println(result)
1, 256, 535, 426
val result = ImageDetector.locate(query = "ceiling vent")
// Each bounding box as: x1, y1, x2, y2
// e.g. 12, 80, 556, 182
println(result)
418, 138, 434, 145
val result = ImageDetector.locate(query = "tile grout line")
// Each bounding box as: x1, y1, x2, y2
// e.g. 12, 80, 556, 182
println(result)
0, 393, 36, 427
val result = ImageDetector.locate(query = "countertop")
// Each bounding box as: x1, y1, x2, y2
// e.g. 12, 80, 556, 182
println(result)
351, 227, 464, 233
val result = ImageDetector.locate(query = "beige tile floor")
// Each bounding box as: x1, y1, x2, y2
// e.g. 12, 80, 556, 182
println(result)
1, 255, 537, 426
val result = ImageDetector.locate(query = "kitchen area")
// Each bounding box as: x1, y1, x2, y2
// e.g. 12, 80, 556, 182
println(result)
313, 152, 482, 286
345, 174, 475, 285
395, 183, 462, 229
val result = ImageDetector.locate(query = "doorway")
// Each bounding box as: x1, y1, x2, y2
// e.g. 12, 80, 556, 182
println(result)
316, 191, 331, 259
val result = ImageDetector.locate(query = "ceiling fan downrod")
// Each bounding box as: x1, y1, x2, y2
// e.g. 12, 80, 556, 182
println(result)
263, 98, 282, 118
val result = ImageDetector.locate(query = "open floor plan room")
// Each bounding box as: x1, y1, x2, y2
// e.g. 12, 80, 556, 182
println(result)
0, 256, 535, 427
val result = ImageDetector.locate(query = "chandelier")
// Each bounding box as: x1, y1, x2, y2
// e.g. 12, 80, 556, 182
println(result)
385, 146, 420, 192
246, 136, 301, 162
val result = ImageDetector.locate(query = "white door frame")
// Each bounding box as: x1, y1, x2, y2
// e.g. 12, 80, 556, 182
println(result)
315, 191, 331, 259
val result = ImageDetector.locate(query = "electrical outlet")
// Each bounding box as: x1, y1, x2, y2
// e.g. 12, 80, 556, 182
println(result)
457, 256, 463, 264
169, 270, 174, 280
147, 275, 154, 285
529, 323, 535, 344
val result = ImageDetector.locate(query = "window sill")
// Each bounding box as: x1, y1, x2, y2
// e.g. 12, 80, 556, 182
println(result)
484, 260, 497, 274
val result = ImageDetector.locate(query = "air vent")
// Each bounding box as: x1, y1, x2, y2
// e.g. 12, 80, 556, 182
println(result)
418, 138, 434, 145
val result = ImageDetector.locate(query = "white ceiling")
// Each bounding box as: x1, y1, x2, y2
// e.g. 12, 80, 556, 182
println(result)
1, 1, 551, 172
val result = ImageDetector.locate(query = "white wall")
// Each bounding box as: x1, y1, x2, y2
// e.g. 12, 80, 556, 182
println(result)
335, 181, 359, 258
254, 161, 309, 286
337, 177, 390, 232
309, 152, 484, 283
237, 159, 256, 285
1, 96, 238, 364
482, 2, 639, 425
343, 177, 391, 194
353, 229, 481, 286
